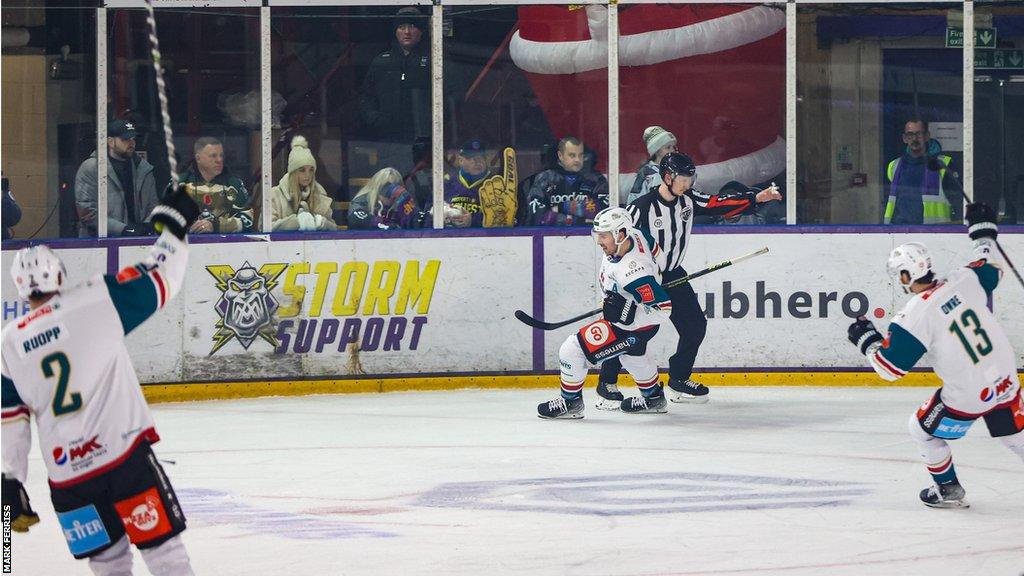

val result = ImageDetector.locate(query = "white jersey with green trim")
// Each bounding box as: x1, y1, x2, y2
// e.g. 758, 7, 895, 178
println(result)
1, 232, 188, 487
875, 264, 1019, 416
598, 229, 672, 331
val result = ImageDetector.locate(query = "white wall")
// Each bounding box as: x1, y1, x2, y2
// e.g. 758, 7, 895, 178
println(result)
3, 232, 1022, 383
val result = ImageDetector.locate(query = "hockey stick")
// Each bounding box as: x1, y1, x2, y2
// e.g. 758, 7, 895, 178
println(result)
943, 165, 1024, 289
515, 247, 769, 331
144, 1, 179, 186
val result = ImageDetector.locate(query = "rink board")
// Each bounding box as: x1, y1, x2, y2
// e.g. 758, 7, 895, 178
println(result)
2, 230, 1022, 394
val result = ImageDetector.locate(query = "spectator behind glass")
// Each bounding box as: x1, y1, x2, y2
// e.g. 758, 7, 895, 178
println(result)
526, 136, 609, 226
270, 136, 337, 232
348, 167, 427, 230
2, 172, 21, 240
357, 6, 430, 146
627, 126, 677, 205
441, 139, 491, 228
180, 137, 253, 233
884, 118, 964, 225
74, 119, 159, 237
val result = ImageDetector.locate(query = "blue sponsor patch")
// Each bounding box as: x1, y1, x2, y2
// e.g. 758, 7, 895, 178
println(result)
57, 504, 111, 556
933, 417, 974, 439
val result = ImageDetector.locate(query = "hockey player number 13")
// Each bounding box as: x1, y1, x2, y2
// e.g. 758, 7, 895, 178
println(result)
948, 309, 993, 364
43, 352, 81, 416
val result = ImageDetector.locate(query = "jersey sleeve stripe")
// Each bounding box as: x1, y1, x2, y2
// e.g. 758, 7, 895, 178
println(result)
151, 269, 168, 309
2, 403, 29, 416
872, 350, 906, 378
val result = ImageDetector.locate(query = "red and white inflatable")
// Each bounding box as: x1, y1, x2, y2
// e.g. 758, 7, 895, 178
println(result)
511, 4, 785, 192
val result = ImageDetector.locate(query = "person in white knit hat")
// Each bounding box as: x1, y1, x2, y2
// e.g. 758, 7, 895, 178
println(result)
270, 135, 337, 231
626, 125, 678, 205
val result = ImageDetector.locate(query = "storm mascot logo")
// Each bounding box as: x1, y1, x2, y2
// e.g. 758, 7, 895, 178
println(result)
206, 262, 288, 354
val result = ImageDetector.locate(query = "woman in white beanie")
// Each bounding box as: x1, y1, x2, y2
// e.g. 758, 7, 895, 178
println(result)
270, 135, 337, 231
626, 125, 678, 205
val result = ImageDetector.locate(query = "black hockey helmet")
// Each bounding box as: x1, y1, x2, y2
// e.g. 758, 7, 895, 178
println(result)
659, 152, 696, 180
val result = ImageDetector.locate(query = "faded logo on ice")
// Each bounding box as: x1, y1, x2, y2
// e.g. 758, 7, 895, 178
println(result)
416, 472, 871, 516
206, 262, 288, 354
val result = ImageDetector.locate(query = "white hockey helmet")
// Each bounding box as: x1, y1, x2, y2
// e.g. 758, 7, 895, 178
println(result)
592, 207, 634, 235
592, 207, 635, 249
11, 245, 67, 299
887, 242, 932, 293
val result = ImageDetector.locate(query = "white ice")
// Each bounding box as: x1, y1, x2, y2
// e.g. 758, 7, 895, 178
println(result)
9, 387, 1024, 576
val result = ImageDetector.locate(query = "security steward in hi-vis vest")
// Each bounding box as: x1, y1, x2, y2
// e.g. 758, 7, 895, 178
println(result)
884, 121, 963, 224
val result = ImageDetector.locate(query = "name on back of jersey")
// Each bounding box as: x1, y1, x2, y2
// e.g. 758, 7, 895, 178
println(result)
939, 295, 963, 315
17, 323, 68, 358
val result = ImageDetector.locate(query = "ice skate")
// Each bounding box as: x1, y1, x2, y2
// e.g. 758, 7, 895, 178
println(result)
538, 395, 585, 419
595, 381, 624, 410
620, 385, 668, 414
920, 482, 969, 509
668, 378, 709, 404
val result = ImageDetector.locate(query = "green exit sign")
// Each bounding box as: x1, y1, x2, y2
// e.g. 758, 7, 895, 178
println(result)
975, 49, 1024, 70
946, 27, 997, 48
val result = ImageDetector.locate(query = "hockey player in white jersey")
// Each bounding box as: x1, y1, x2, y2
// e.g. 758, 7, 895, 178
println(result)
847, 203, 1023, 508
537, 207, 673, 418
2, 185, 201, 575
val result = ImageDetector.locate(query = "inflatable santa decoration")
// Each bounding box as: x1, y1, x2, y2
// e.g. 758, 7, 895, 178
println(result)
510, 4, 785, 193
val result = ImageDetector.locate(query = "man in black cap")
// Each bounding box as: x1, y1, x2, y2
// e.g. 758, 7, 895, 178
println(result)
75, 119, 160, 237
357, 7, 430, 142
356, 6, 432, 192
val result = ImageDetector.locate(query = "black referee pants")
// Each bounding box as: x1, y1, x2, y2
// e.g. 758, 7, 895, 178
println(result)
599, 267, 707, 384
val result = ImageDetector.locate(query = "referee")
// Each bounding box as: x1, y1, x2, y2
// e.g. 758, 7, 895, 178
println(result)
597, 152, 782, 407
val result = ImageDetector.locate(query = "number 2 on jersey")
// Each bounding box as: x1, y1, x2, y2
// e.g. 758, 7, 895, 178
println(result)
948, 309, 993, 364
43, 352, 81, 416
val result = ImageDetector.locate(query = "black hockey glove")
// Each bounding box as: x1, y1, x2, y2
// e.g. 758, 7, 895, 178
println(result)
2, 474, 40, 533
603, 292, 637, 326
847, 316, 883, 356
150, 183, 201, 240
965, 202, 998, 241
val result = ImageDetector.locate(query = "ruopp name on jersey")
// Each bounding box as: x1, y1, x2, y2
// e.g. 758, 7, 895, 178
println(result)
19, 324, 66, 357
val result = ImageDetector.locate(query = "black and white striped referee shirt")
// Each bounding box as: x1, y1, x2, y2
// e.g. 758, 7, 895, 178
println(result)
626, 186, 756, 275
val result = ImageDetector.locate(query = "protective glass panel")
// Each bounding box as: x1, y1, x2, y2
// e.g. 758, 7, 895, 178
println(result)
271, 6, 434, 232
974, 2, 1024, 223
797, 3, 965, 225
108, 6, 261, 236
2, 4, 96, 240
443, 4, 610, 228
618, 3, 787, 225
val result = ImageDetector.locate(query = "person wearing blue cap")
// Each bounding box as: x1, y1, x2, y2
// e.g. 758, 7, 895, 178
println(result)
74, 119, 159, 237
441, 140, 491, 227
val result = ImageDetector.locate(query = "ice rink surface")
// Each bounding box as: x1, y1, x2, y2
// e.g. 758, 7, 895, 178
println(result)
9, 386, 1024, 576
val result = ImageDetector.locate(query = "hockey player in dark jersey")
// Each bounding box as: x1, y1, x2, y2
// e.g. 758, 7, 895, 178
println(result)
597, 153, 781, 408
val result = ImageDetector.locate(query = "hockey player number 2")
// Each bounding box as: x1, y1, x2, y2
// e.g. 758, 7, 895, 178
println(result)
948, 309, 993, 365
43, 352, 81, 416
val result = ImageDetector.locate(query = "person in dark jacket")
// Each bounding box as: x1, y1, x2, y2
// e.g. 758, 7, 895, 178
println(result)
74, 119, 159, 237
357, 7, 431, 144
526, 137, 609, 226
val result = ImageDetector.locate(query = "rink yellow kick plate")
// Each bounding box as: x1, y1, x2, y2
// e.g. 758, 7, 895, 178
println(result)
140, 371, 961, 404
